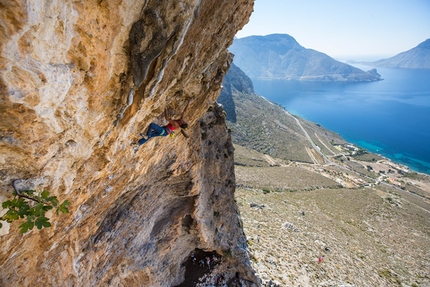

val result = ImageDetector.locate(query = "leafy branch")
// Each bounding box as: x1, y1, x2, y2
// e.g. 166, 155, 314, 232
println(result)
0, 181, 70, 234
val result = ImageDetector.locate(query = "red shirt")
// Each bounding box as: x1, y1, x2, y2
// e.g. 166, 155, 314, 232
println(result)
166, 123, 177, 131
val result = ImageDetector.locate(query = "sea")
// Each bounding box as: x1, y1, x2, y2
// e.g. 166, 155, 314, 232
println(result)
252, 66, 430, 175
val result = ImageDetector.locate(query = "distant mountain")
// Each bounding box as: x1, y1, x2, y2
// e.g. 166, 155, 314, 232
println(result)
368, 39, 430, 69
229, 34, 381, 82
218, 63, 346, 163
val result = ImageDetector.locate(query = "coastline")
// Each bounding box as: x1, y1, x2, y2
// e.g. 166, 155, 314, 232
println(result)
252, 67, 430, 179
344, 137, 430, 176
289, 112, 430, 200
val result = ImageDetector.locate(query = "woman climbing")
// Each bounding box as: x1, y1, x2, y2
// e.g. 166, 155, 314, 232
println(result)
132, 100, 191, 147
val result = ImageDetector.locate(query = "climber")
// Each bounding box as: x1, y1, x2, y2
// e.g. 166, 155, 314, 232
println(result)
132, 100, 191, 147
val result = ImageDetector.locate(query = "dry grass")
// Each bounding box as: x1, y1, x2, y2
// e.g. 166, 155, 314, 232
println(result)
235, 147, 430, 286
235, 165, 341, 192
234, 144, 272, 167
237, 187, 430, 286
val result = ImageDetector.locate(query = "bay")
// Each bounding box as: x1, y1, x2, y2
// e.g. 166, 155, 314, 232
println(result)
252, 67, 430, 175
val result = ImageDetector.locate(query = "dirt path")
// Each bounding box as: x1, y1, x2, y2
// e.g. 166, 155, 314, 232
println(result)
283, 111, 331, 164
314, 132, 336, 155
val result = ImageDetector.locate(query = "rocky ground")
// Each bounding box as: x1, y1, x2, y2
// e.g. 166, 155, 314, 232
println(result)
234, 144, 430, 287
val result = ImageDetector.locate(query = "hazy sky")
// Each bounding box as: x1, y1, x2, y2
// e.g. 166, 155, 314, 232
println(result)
235, 0, 430, 61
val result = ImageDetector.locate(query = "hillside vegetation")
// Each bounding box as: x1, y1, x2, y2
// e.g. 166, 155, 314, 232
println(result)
234, 144, 430, 286
221, 63, 430, 286
219, 63, 346, 164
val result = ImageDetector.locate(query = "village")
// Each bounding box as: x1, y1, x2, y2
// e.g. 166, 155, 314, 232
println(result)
307, 143, 430, 200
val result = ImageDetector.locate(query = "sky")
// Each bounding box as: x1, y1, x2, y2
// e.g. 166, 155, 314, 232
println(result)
235, 0, 430, 61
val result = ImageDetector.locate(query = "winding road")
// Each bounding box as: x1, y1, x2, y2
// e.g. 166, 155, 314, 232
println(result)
283, 110, 332, 164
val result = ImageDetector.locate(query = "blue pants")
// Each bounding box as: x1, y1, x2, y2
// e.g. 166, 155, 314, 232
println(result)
138, 123, 168, 145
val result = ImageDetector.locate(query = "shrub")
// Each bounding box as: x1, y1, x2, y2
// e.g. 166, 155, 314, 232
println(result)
0, 189, 70, 234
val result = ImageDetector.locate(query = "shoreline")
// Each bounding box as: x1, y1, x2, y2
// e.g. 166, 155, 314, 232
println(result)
253, 67, 430, 178
286, 108, 430, 177
346, 139, 430, 176
288, 108, 430, 177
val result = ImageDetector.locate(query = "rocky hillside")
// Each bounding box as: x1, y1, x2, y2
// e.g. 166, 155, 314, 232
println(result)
219, 53, 430, 287
229, 34, 382, 82
234, 145, 430, 286
219, 63, 346, 163
0, 1, 259, 286
369, 38, 430, 69
220, 61, 430, 287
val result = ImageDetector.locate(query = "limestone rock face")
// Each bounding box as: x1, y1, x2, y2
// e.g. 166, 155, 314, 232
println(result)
0, 0, 257, 286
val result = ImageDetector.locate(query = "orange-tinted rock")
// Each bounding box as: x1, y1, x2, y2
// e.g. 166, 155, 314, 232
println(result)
0, 0, 258, 285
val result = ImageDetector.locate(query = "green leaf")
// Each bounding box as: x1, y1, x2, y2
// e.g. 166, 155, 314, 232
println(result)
16, 198, 27, 208
31, 203, 47, 217
35, 202, 44, 211
35, 216, 51, 229
47, 196, 59, 207
18, 221, 34, 234
40, 190, 50, 199
2, 200, 13, 209
26, 214, 35, 223
4, 210, 19, 222
57, 200, 71, 214
19, 223, 29, 234
22, 190, 36, 196
9, 198, 19, 207
42, 205, 53, 211
0, 222, 2, 228
17, 202, 30, 218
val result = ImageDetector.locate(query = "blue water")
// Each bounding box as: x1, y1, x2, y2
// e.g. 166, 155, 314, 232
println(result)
252, 67, 430, 175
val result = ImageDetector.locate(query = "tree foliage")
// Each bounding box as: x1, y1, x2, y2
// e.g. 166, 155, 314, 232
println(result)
0, 189, 70, 234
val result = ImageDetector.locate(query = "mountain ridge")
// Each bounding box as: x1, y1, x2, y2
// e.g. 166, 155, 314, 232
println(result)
229, 34, 382, 82
367, 38, 430, 69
